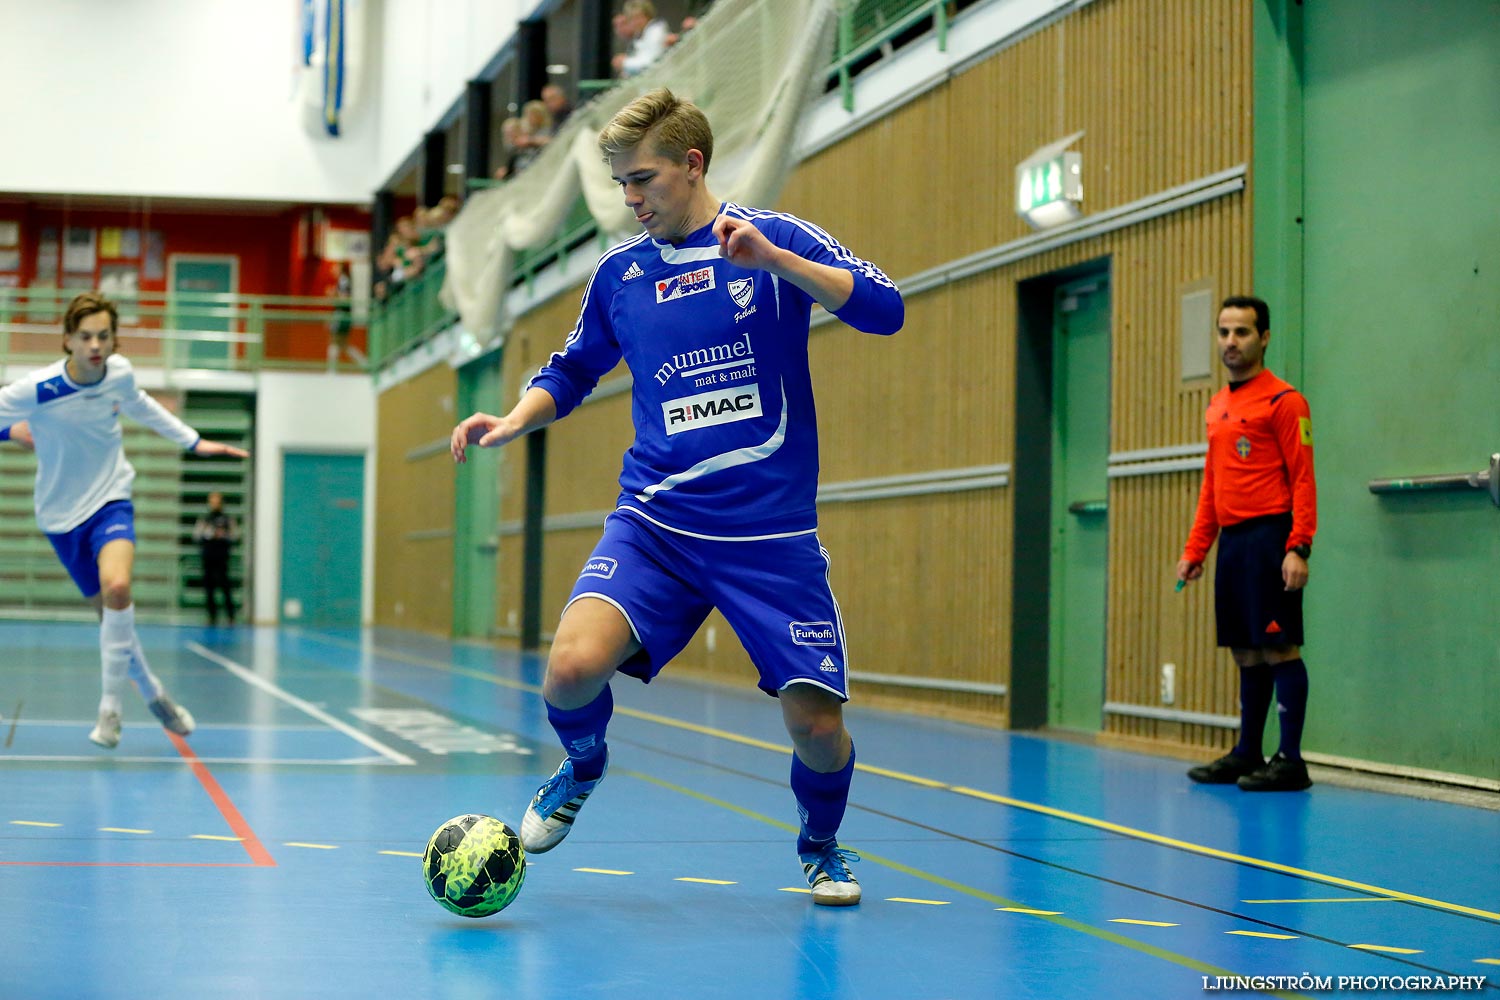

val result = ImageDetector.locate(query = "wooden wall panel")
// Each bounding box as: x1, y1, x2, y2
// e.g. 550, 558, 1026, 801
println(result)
373, 362, 458, 634
377, 0, 1257, 758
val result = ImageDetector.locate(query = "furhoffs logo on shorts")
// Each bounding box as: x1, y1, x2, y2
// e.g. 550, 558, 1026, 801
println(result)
789, 621, 837, 646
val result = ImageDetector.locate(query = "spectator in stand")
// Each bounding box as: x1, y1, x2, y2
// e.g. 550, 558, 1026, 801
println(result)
493, 116, 530, 181
521, 100, 557, 152
613, 0, 672, 78
541, 84, 573, 131
326, 262, 365, 370
393, 216, 426, 281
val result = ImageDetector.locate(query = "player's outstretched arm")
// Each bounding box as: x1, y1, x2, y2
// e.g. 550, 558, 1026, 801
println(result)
713, 215, 854, 312
451, 386, 558, 464
193, 439, 250, 459
1, 421, 34, 451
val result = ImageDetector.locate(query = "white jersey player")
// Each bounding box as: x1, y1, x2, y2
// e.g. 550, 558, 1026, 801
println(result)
0, 293, 250, 748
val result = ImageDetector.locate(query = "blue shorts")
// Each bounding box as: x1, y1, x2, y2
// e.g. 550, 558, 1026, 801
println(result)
45, 500, 136, 598
1214, 512, 1304, 648
565, 511, 851, 700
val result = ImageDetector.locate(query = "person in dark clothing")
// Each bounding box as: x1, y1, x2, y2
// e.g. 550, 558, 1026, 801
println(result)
193, 491, 240, 625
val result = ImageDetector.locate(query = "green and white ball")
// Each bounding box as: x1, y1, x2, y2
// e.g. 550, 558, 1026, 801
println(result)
423, 814, 527, 917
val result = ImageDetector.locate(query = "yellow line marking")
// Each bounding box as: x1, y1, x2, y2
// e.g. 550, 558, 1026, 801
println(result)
99, 827, 151, 835
358, 632, 1499, 924
284, 842, 339, 850
779, 887, 812, 894
380, 850, 423, 858
1349, 944, 1423, 955
887, 897, 950, 906
624, 770, 1309, 997
1476, 958, 1500, 966
999, 907, 1064, 915
575, 867, 632, 876
949, 784, 1500, 923
1110, 919, 1179, 927
191, 834, 244, 842
1244, 897, 1394, 904
675, 877, 736, 885
10, 820, 61, 827
1226, 931, 1299, 940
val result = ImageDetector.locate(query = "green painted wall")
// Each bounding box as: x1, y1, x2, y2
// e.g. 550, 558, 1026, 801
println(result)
1258, 0, 1500, 778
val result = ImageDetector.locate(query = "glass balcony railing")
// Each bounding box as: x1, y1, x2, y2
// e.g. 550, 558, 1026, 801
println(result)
0, 286, 366, 376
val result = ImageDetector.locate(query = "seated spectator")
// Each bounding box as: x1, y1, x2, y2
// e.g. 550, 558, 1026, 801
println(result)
493, 116, 534, 181
613, 1, 672, 78
520, 100, 556, 150
541, 84, 573, 130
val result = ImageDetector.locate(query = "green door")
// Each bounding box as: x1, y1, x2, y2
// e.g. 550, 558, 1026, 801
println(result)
170, 257, 235, 367
1048, 277, 1111, 731
453, 356, 502, 637
280, 452, 364, 627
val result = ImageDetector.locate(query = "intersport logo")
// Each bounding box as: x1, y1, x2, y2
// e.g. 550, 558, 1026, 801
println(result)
656, 267, 715, 303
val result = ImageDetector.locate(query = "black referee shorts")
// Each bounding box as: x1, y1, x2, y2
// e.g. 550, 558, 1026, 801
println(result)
1214, 512, 1304, 649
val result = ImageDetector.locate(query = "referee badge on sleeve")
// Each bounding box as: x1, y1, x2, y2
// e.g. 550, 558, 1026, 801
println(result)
1299, 417, 1313, 446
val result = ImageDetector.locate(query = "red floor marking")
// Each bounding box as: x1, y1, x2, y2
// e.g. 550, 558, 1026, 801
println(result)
0, 861, 260, 867
168, 732, 277, 867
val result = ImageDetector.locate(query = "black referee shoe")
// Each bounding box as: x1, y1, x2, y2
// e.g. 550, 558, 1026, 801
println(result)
1187, 751, 1264, 784
1237, 752, 1312, 792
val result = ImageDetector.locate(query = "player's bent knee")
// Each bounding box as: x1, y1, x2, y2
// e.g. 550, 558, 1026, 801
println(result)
98, 579, 132, 609
544, 635, 620, 692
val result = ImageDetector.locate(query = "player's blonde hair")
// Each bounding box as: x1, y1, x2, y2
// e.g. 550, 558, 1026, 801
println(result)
61, 292, 119, 352
598, 88, 713, 172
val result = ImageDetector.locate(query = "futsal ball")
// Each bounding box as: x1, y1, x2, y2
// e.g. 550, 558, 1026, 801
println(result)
423, 814, 527, 917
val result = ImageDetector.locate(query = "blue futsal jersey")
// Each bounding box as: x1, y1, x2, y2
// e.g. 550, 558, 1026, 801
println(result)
529, 203, 904, 539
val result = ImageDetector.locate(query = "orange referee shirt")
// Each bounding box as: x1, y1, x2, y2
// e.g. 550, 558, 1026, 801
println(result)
1182, 368, 1317, 564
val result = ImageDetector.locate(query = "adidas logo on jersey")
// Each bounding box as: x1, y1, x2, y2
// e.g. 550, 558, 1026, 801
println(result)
819, 656, 839, 673
622, 261, 644, 281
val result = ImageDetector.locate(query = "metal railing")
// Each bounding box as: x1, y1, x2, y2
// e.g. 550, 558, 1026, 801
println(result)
0, 286, 365, 376
367, 255, 457, 367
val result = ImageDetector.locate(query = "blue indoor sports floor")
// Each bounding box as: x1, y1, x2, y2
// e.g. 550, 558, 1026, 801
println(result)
0, 621, 1496, 1000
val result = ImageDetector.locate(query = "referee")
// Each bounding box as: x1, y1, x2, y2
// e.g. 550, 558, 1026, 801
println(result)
1177, 296, 1317, 792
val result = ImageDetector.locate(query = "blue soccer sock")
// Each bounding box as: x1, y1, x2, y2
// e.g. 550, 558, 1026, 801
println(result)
1233, 665, 1274, 760
1272, 658, 1309, 761
792, 741, 855, 855
546, 685, 613, 781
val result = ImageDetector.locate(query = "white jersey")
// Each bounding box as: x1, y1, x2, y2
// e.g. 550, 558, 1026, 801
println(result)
0, 356, 200, 533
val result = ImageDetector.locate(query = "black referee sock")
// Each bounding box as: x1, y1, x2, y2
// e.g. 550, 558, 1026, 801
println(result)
1272, 658, 1309, 761
1233, 665, 1274, 760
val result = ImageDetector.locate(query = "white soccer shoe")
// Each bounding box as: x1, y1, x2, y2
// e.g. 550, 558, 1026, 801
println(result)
89, 708, 122, 749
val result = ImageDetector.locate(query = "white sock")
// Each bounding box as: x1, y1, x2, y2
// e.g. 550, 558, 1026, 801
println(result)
100, 606, 135, 712
129, 632, 164, 701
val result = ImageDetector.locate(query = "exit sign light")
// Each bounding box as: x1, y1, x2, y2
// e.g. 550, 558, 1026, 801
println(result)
1016, 150, 1083, 230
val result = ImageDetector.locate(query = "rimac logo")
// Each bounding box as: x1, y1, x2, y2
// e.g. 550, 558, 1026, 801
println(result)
662, 384, 762, 435
580, 557, 618, 580
818, 655, 839, 673
622, 261, 644, 282
656, 267, 715, 303
727, 277, 753, 309
789, 621, 837, 647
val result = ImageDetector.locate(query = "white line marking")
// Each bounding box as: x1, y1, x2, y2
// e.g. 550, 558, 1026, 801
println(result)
187, 642, 415, 765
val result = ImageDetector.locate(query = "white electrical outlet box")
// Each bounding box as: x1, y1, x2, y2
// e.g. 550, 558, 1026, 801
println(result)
1161, 663, 1176, 705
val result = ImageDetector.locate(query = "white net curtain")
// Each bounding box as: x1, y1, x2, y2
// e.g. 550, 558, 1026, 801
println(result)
442, 0, 840, 341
